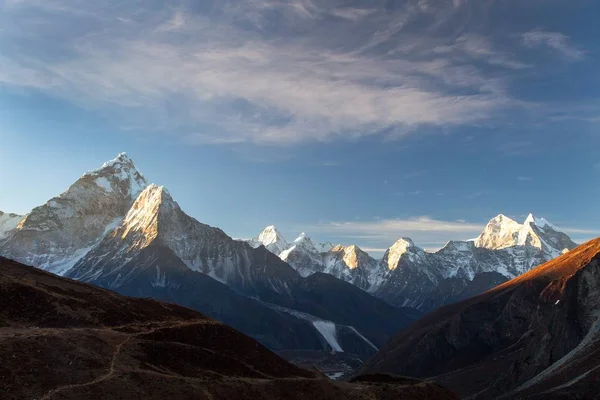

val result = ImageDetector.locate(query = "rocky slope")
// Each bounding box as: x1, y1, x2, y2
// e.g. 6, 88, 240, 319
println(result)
0, 256, 459, 400
359, 237, 600, 399
0, 153, 147, 274
0, 211, 22, 240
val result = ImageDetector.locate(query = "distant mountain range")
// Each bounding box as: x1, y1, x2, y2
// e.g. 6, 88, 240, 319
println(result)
248, 214, 577, 311
0, 153, 580, 371
358, 236, 600, 399
0, 153, 417, 370
1, 152, 596, 397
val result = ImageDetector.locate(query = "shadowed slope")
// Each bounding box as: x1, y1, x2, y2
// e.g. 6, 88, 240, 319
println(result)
0, 257, 458, 400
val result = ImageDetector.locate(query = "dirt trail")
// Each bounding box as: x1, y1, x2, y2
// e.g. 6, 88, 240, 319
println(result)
38, 320, 209, 400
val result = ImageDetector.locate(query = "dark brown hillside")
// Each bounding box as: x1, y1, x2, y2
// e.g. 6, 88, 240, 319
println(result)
0, 257, 458, 400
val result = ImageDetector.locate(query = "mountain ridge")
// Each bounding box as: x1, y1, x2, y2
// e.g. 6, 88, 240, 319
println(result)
358, 237, 600, 399
247, 215, 578, 311
0, 154, 419, 369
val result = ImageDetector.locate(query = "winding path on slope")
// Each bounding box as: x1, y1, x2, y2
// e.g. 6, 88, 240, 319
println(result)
38, 320, 211, 400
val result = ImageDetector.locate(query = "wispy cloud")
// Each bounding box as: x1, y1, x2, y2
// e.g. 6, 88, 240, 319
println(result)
359, 247, 389, 253
307, 216, 485, 247
561, 227, 600, 235
0, 0, 541, 146
313, 216, 483, 235
305, 215, 598, 249
522, 30, 585, 60
0, 1, 592, 146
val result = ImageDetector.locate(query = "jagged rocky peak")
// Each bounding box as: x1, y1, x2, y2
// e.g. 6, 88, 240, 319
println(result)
69, 181, 299, 295
117, 184, 172, 246
475, 213, 576, 256
524, 213, 553, 229
16, 152, 147, 234
384, 237, 419, 271
81, 152, 148, 200
294, 232, 313, 244
258, 225, 285, 244
518, 213, 576, 256
248, 225, 289, 255
288, 232, 316, 253
290, 233, 333, 253
474, 214, 522, 249
330, 244, 364, 270
0, 152, 150, 275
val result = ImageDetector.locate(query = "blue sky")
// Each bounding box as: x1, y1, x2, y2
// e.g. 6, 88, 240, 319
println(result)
1, 0, 600, 254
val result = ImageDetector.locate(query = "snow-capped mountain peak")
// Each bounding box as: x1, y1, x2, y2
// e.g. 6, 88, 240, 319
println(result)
523, 213, 556, 231
0, 153, 150, 275
385, 237, 419, 271
293, 232, 316, 248
475, 213, 576, 259
82, 152, 147, 200
259, 225, 285, 244
474, 214, 522, 249
330, 244, 362, 270
247, 225, 289, 255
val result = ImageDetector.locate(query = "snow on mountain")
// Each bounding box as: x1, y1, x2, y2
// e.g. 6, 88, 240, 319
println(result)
274, 232, 377, 289
249, 213, 575, 300
0, 153, 147, 274
312, 321, 344, 352
280, 233, 325, 277
68, 184, 299, 295
247, 225, 290, 255
83, 152, 148, 198
323, 245, 379, 290
474, 214, 523, 249
0, 211, 23, 239
247, 227, 375, 288
373, 214, 578, 311
0, 148, 580, 319
475, 213, 576, 258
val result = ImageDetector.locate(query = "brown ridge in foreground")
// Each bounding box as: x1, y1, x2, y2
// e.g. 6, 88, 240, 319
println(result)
0, 257, 458, 400
359, 237, 600, 400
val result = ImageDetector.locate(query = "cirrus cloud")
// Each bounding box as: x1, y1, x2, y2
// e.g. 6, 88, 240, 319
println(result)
0, 0, 591, 145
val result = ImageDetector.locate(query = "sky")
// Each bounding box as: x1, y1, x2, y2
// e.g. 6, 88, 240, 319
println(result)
1, 0, 600, 254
